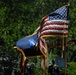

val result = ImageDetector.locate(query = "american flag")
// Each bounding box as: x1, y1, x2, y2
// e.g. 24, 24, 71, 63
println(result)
33, 5, 69, 57
40, 5, 69, 38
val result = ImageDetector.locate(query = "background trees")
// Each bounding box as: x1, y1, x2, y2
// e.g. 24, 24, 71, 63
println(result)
0, 0, 76, 75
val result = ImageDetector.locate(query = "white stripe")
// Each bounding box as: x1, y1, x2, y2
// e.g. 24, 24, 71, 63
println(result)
52, 20, 69, 23
41, 30, 68, 34
44, 20, 69, 25
42, 25, 68, 30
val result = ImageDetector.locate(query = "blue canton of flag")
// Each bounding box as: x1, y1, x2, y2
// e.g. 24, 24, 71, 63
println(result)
49, 6, 67, 20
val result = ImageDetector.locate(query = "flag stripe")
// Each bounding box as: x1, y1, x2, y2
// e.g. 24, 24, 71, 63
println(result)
40, 32, 68, 37
44, 20, 68, 26
40, 20, 68, 37
42, 25, 68, 31
35, 21, 68, 38
41, 30, 68, 34
39, 38, 47, 56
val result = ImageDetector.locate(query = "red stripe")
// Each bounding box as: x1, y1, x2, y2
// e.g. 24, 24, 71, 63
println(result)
40, 39, 46, 51
40, 38, 46, 47
44, 21, 68, 27
41, 27, 68, 31
40, 32, 68, 37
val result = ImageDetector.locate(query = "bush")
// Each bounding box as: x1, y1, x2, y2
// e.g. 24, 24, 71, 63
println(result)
67, 62, 76, 75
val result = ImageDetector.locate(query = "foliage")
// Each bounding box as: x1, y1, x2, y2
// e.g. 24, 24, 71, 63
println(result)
32, 58, 45, 75
67, 62, 76, 75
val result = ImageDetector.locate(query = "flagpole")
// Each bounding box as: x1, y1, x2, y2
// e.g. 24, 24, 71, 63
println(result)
61, 37, 67, 75
64, 3, 70, 75
61, 37, 64, 58
64, 37, 68, 75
